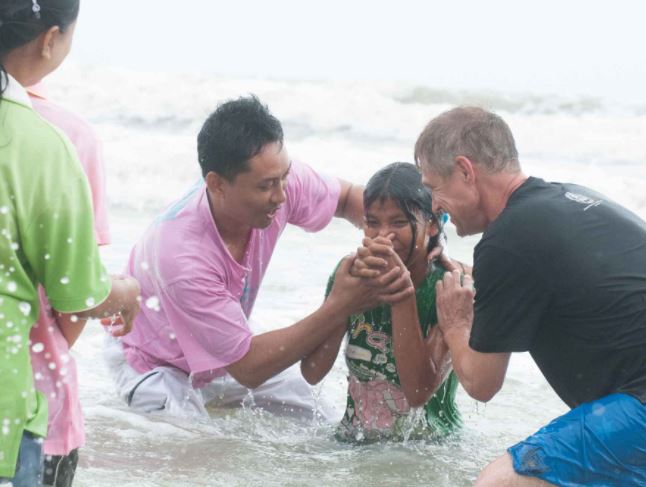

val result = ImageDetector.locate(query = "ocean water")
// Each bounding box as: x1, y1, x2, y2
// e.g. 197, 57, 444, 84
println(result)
41, 64, 646, 486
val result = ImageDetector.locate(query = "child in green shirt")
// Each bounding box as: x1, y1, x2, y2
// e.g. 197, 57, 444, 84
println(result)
302, 162, 461, 442
0, 1, 140, 482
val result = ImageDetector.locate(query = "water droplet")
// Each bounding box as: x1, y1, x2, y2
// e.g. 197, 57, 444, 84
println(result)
140, 261, 150, 271
145, 296, 160, 311
44, 254, 50, 260
48, 362, 57, 370
10, 242, 18, 251
60, 276, 70, 285
31, 343, 44, 353
7, 281, 16, 292
85, 297, 95, 307
70, 315, 78, 323
18, 302, 31, 316
169, 332, 176, 340
0, 206, 8, 214
67, 237, 73, 244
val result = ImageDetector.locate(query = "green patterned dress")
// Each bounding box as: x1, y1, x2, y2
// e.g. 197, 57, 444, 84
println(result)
326, 264, 461, 442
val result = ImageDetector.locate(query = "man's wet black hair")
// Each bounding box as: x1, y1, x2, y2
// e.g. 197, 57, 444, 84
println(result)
197, 95, 284, 181
364, 162, 443, 263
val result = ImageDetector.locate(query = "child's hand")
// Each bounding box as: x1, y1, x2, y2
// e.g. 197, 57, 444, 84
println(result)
101, 275, 141, 337
347, 235, 414, 306
100, 314, 127, 337
350, 234, 395, 278
329, 254, 413, 315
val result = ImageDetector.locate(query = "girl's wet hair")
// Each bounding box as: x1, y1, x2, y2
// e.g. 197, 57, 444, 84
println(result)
364, 162, 443, 262
0, 0, 80, 97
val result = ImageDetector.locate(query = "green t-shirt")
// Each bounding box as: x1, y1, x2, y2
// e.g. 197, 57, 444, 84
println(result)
326, 264, 461, 443
0, 82, 111, 477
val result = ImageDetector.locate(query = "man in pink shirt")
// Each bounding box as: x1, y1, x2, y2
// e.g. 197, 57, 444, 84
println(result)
28, 83, 111, 487
105, 96, 404, 419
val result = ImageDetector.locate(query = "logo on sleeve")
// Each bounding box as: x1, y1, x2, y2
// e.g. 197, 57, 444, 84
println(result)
564, 192, 602, 211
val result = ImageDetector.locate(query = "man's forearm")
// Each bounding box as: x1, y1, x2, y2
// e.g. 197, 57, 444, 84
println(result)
227, 300, 348, 389
335, 180, 364, 228
300, 323, 346, 385
442, 327, 510, 402
442, 326, 478, 393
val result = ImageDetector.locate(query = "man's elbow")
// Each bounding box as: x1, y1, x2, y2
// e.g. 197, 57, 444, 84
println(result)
300, 362, 323, 385
226, 364, 264, 390
407, 395, 429, 409
464, 380, 502, 403
301, 372, 320, 386
234, 374, 264, 390
403, 384, 434, 408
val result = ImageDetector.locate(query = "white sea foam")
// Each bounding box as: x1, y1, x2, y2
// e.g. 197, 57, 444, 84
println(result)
48, 64, 646, 220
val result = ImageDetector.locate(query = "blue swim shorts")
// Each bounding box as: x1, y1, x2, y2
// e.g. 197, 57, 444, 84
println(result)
508, 393, 646, 487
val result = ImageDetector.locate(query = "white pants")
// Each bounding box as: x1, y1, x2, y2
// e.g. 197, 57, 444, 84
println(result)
103, 337, 339, 421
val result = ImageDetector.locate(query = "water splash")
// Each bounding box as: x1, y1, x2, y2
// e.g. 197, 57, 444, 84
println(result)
145, 295, 160, 311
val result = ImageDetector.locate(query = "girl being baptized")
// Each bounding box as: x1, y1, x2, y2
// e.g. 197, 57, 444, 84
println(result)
302, 162, 461, 442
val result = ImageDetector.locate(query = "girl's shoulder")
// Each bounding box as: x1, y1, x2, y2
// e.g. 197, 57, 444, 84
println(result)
2, 100, 76, 163
422, 263, 447, 288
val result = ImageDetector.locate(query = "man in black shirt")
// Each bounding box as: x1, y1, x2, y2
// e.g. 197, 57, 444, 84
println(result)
411, 107, 646, 486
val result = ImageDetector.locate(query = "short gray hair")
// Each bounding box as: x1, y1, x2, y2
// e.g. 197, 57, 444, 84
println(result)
414, 106, 520, 178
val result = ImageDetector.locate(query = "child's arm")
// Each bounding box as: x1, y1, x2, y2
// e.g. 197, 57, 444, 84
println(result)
56, 314, 89, 348
300, 324, 346, 385
425, 325, 453, 390
58, 275, 141, 337
391, 295, 440, 407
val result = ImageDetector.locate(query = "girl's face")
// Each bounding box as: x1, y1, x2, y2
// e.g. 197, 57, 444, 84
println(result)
363, 198, 438, 268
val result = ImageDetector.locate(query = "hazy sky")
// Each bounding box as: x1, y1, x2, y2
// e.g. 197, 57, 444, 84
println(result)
70, 0, 646, 102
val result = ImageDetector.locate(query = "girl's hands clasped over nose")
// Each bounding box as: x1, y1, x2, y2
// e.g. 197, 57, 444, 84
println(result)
349, 234, 415, 305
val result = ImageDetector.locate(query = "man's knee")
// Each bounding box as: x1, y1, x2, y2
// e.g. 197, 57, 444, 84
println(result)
475, 454, 553, 487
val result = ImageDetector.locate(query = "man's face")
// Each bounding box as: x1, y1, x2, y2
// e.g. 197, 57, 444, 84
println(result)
420, 160, 483, 237
220, 141, 291, 229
